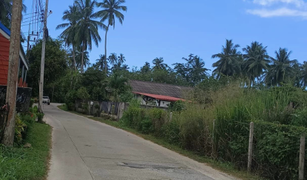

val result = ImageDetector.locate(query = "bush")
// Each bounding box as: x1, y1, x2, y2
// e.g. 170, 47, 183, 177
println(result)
76, 87, 90, 100
14, 115, 27, 145
37, 112, 44, 123
65, 90, 77, 111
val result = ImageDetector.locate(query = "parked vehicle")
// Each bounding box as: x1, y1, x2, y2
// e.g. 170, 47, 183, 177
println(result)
43, 96, 50, 105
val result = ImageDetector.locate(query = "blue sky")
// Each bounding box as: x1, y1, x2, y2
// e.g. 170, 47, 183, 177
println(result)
22, 0, 307, 71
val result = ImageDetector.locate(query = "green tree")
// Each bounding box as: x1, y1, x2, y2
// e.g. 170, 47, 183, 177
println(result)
108, 53, 118, 65
152, 57, 169, 71
242, 41, 270, 86
81, 66, 108, 101
56, 5, 81, 71
74, 0, 103, 73
265, 48, 297, 86
96, 54, 108, 70
301, 62, 307, 88
177, 54, 209, 86
27, 38, 68, 100
108, 73, 130, 102
140, 62, 151, 74
0, 0, 26, 27
94, 0, 127, 73
212, 39, 241, 78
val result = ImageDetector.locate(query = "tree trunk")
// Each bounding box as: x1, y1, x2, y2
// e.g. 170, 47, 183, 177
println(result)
2, 0, 22, 146
81, 42, 85, 73
72, 45, 77, 72
104, 25, 109, 73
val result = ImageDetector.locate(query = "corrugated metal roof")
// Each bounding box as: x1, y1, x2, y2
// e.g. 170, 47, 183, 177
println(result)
129, 80, 192, 99
133, 92, 185, 102
0, 22, 10, 36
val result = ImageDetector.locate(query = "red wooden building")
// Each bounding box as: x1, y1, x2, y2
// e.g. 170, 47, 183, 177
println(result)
0, 22, 29, 87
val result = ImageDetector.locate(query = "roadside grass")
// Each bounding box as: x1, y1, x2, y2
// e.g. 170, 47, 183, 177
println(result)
57, 105, 264, 180
0, 122, 52, 180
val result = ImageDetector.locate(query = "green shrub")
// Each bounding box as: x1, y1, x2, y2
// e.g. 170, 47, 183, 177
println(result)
14, 115, 27, 145
253, 121, 307, 180
65, 90, 77, 111
161, 119, 181, 145
76, 87, 90, 100
37, 113, 44, 123
168, 100, 185, 112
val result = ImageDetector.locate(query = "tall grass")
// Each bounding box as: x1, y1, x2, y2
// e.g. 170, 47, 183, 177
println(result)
121, 83, 307, 180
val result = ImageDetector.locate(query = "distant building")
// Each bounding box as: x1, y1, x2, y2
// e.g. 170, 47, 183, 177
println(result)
0, 22, 29, 87
129, 80, 192, 108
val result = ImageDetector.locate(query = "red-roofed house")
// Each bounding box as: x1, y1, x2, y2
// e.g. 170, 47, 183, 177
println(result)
0, 22, 28, 87
129, 80, 192, 107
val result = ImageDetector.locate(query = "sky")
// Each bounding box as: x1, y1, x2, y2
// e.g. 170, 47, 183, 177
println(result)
22, 0, 307, 71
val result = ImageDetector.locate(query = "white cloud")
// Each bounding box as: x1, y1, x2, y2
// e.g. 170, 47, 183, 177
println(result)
252, 0, 306, 7
245, 0, 307, 18
246, 7, 307, 17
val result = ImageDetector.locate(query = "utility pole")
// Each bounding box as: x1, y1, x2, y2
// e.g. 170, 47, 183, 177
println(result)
38, 0, 49, 113
2, 0, 23, 146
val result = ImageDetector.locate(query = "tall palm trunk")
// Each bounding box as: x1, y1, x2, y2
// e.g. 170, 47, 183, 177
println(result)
104, 25, 109, 73
81, 42, 85, 73
72, 44, 77, 71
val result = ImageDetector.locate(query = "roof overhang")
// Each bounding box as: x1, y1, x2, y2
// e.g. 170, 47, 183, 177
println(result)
133, 92, 185, 102
0, 22, 28, 70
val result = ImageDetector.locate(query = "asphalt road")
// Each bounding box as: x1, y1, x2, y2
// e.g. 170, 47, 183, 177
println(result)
45, 104, 238, 180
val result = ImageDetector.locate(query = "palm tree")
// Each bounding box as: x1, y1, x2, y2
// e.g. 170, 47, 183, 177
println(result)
56, 5, 80, 71
152, 57, 169, 71
108, 53, 118, 65
212, 39, 241, 78
74, 0, 104, 73
242, 41, 270, 86
94, 0, 127, 73
96, 54, 108, 70
141, 62, 151, 73
108, 73, 129, 102
75, 46, 90, 70
188, 55, 209, 85
118, 53, 125, 64
265, 48, 297, 86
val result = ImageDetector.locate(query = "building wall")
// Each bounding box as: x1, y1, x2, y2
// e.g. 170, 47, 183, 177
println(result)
0, 33, 9, 85
136, 95, 171, 108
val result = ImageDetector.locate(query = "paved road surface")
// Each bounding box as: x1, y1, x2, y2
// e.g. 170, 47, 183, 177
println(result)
45, 104, 237, 180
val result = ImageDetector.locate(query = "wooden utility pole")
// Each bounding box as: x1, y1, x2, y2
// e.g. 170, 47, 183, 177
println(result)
247, 122, 254, 172
299, 133, 305, 180
2, 0, 23, 146
38, 0, 49, 112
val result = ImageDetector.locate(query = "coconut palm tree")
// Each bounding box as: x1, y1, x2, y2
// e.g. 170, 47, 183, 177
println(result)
108, 53, 118, 65
265, 48, 297, 86
94, 0, 127, 73
74, 0, 104, 73
242, 41, 270, 86
212, 39, 241, 78
96, 54, 108, 70
188, 55, 209, 85
152, 57, 169, 71
118, 53, 125, 64
56, 5, 80, 71
141, 62, 151, 73
75, 46, 90, 70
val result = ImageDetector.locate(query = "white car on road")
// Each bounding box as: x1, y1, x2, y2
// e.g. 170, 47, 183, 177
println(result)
43, 96, 50, 105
